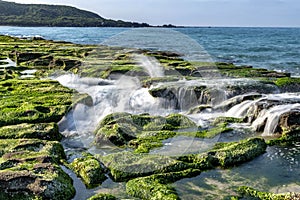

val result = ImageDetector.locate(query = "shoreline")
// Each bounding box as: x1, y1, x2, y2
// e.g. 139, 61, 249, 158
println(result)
0, 35, 299, 199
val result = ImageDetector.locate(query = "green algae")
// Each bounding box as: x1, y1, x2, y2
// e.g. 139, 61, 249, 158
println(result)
96, 152, 193, 182
88, 193, 117, 200
0, 139, 66, 164
125, 137, 267, 200
96, 137, 267, 184
129, 131, 176, 153
212, 117, 244, 125
211, 138, 267, 168
126, 169, 202, 200
0, 35, 95, 78
141, 76, 181, 87
70, 154, 107, 188
0, 123, 62, 141
267, 127, 300, 146
216, 62, 290, 78
0, 139, 75, 200
165, 113, 197, 129
96, 112, 238, 153
94, 112, 197, 149
126, 176, 179, 200
274, 77, 300, 87
0, 79, 73, 127
274, 77, 300, 92
129, 122, 232, 154
238, 186, 299, 200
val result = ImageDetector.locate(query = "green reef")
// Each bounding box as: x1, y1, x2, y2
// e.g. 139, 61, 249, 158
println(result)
0, 79, 73, 126
0, 122, 62, 140
0, 35, 78, 199
70, 154, 107, 188
0, 34, 299, 199
238, 186, 300, 200
88, 193, 117, 200
0, 139, 75, 200
94, 112, 237, 153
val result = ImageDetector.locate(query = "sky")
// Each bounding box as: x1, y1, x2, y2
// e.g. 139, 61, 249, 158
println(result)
4, 0, 300, 27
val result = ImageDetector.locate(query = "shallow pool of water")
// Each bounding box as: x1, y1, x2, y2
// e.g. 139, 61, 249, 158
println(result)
174, 142, 300, 199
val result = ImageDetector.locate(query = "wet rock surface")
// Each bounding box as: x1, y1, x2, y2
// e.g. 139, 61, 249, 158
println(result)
1, 34, 300, 199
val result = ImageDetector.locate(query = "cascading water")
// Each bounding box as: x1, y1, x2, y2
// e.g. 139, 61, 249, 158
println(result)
225, 93, 300, 136
54, 73, 165, 135
252, 104, 300, 136
0, 58, 16, 68
226, 99, 262, 118
134, 54, 164, 77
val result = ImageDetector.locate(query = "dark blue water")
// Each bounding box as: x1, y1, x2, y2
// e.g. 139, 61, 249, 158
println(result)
0, 26, 299, 76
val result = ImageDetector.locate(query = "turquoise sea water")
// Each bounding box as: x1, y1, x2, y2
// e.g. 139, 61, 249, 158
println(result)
0, 26, 299, 76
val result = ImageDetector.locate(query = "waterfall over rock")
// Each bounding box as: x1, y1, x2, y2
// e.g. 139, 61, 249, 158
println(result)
225, 93, 300, 136
134, 54, 164, 78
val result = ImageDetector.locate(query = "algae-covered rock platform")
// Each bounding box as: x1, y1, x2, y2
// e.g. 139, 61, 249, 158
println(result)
0, 34, 300, 199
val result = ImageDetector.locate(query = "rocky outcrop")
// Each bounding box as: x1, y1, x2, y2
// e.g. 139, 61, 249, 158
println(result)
278, 109, 300, 139
70, 154, 107, 188
0, 123, 62, 140
149, 85, 208, 110
0, 139, 75, 200
94, 112, 197, 150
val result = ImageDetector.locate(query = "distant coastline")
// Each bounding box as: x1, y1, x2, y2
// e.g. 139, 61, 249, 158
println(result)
0, 0, 152, 27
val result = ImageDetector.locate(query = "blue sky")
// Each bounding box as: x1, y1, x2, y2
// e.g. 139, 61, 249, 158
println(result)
5, 0, 300, 27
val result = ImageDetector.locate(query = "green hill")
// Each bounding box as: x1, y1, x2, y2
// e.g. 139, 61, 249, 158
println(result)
0, 0, 150, 27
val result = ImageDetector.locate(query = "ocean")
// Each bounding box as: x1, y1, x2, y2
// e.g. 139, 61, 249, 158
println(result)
0, 26, 299, 76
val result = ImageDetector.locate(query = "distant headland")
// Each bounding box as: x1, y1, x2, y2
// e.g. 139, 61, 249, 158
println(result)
0, 0, 177, 27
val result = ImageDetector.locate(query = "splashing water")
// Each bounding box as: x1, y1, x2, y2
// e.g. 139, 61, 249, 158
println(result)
226, 100, 261, 118
134, 54, 164, 77
225, 93, 300, 136
53, 73, 173, 137
252, 104, 300, 136
0, 58, 17, 68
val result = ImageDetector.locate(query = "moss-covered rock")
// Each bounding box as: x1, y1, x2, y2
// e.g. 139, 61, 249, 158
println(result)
70, 154, 106, 188
211, 138, 267, 167
195, 123, 233, 138
0, 123, 62, 141
88, 193, 117, 200
97, 138, 267, 196
126, 166, 201, 200
94, 112, 197, 148
212, 117, 244, 125
217, 62, 290, 78
0, 79, 73, 127
238, 186, 299, 200
0, 139, 75, 200
96, 112, 234, 153
165, 113, 197, 129
95, 121, 139, 146
129, 131, 176, 153
277, 110, 300, 141
141, 76, 181, 87
126, 176, 179, 200
96, 152, 192, 182
177, 137, 267, 169
274, 77, 300, 92
186, 104, 212, 114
